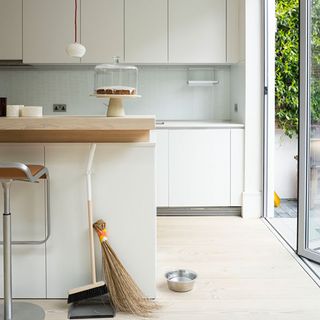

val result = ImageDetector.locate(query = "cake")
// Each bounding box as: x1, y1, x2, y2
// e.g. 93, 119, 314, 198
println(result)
96, 86, 136, 95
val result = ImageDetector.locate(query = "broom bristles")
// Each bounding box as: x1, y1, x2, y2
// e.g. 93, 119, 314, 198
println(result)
93, 219, 159, 317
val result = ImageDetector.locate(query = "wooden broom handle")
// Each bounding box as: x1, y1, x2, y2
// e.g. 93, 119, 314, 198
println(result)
87, 143, 97, 284
88, 199, 96, 284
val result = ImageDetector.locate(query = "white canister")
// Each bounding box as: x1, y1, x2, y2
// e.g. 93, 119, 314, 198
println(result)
21, 106, 43, 117
6, 105, 20, 117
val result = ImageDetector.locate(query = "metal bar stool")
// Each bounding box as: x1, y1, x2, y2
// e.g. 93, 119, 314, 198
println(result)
0, 162, 51, 320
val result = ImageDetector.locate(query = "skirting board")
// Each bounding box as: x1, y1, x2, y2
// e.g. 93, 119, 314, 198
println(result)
157, 207, 241, 216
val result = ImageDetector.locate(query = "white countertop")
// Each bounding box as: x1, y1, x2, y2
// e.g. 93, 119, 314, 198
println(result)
155, 120, 244, 129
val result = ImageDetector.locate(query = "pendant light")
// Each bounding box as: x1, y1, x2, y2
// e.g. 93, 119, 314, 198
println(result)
66, 0, 86, 58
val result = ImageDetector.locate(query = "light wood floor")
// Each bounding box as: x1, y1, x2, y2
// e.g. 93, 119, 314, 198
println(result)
33, 217, 320, 319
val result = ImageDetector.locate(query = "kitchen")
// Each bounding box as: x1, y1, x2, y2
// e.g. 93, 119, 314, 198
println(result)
0, 0, 308, 320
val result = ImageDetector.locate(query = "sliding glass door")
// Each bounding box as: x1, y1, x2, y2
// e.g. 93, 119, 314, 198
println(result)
298, 0, 320, 263
264, 0, 299, 250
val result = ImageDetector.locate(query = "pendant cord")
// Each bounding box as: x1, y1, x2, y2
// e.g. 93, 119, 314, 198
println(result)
74, 0, 77, 43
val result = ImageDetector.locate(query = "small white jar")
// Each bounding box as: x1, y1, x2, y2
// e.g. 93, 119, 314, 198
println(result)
6, 105, 21, 117
21, 106, 43, 117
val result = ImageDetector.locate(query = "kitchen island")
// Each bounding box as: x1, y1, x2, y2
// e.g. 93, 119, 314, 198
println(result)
0, 116, 156, 299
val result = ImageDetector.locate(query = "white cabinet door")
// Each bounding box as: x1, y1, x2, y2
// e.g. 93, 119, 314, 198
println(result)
45, 143, 156, 298
154, 130, 169, 207
239, 0, 245, 62
0, 144, 46, 298
169, 129, 230, 207
227, 0, 240, 63
231, 129, 244, 206
0, 0, 22, 60
92, 144, 156, 298
168, 0, 226, 63
81, 0, 124, 63
125, 0, 167, 63
45, 144, 89, 298
23, 0, 79, 63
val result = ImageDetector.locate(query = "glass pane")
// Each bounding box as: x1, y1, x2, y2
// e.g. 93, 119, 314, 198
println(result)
266, 0, 298, 251
308, 0, 320, 253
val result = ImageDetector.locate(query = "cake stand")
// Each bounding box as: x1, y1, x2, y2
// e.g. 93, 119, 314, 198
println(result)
92, 94, 141, 117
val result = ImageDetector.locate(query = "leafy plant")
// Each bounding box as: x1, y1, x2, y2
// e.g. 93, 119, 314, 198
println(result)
311, 1, 320, 125
275, 0, 299, 138
275, 0, 320, 138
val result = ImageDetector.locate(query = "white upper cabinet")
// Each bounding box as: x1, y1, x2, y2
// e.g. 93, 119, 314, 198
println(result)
23, 0, 79, 64
168, 0, 226, 63
4, 0, 240, 63
81, 0, 124, 63
227, 0, 240, 63
238, 0, 245, 62
125, 0, 167, 63
0, 0, 22, 60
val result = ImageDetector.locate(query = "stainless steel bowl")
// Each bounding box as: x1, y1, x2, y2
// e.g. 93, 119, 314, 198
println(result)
165, 269, 197, 292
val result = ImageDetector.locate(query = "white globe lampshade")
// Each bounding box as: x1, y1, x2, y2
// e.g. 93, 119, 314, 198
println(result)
66, 42, 86, 58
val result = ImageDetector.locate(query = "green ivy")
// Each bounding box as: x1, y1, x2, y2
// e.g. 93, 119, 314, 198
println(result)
275, 0, 320, 138
275, 0, 299, 138
311, 1, 320, 127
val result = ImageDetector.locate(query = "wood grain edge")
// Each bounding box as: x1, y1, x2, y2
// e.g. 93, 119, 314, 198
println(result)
0, 130, 150, 143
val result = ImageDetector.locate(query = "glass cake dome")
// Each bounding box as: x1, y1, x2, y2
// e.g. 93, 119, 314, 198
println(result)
94, 56, 138, 95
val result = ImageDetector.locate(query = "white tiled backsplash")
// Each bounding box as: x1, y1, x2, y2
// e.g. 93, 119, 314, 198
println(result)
0, 65, 231, 120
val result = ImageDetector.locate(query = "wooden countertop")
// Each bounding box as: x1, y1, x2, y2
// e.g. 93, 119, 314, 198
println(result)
0, 116, 155, 143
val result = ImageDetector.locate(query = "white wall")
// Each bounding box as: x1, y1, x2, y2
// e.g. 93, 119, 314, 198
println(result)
242, 0, 264, 218
275, 130, 298, 199
230, 62, 245, 123
0, 65, 232, 121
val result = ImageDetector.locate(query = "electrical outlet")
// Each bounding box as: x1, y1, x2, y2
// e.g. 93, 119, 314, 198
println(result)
53, 104, 67, 112
234, 103, 238, 112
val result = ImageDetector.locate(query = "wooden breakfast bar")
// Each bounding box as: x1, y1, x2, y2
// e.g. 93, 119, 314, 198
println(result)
0, 116, 156, 299
0, 116, 155, 142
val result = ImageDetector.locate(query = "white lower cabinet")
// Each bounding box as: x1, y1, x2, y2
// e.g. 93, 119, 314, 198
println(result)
154, 130, 169, 207
169, 129, 231, 207
231, 129, 244, 206
91, 144, 156, 298
0, 144, 46, 298
45, 143, 156, 298
155, 128, 244, 207
0, 143, 156, 299
44, 144, 89, 298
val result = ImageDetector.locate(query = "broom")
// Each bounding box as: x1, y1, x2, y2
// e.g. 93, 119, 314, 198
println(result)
67, 144, 108, 304
93, 219, 159, 317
